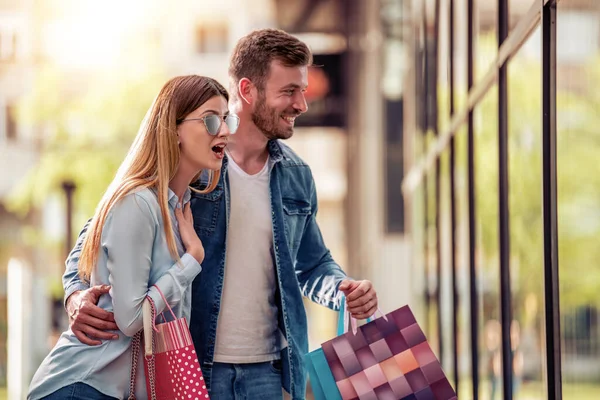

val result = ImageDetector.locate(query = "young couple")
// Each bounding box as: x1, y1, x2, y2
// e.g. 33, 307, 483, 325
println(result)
29, 29, 378, 400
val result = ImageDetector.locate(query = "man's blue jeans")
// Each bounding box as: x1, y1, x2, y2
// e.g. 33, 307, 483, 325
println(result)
40, 383, 117, 400
210, 361, 284, 400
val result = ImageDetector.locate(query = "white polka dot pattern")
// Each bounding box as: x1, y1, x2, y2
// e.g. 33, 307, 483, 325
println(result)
144, 343, 210, 399
136, 293, 209, 399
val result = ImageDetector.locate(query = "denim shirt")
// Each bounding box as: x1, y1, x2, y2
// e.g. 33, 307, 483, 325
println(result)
63, 140, 348, 399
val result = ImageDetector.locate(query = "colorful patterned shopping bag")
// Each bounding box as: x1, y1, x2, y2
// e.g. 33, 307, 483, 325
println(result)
307, 298, 456, 400
305, 299, 370, 400
129, 286, 209, 400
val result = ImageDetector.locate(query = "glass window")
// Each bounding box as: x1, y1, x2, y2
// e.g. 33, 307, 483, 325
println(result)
475, 0, 497, 82
438, 0, 451, 132
454, 126, 472, 399
453, 0, 469, 112
439, 149, 453, 374
557, 1, 600, 399
508, 24, 546, 400
474, 84, 502, 400
425, 142, 440, 354
509, 0, 537, 31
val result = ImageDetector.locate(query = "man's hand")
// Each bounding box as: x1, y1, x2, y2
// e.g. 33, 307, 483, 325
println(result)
339, 279, 378, 320
66, 285, 119, 345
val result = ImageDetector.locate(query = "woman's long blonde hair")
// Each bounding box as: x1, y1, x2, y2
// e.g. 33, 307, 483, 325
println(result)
78, 75, 229, 280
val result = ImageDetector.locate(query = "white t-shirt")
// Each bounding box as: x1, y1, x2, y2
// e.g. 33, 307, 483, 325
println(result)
213, 152, 284, 363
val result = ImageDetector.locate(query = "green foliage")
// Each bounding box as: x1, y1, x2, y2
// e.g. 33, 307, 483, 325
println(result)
6, 66, 167, 227
461, 54, 600, 309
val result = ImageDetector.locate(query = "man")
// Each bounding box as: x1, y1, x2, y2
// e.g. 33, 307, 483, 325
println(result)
63, 29, 378, 400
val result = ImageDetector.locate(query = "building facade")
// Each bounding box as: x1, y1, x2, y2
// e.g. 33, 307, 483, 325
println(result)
404, 0, 600, 399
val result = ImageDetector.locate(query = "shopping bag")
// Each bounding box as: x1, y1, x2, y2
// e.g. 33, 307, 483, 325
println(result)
307, 297, 456, 399
305, 299, 370, 400
129, 286, 209, 400
305, 347, 343, 400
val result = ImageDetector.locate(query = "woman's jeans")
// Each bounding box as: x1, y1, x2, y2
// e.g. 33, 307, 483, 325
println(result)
40, 383, 118, 400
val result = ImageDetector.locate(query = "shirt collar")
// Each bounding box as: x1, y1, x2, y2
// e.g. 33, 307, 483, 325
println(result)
168, 187, 191, 209
267, 140, 285, 163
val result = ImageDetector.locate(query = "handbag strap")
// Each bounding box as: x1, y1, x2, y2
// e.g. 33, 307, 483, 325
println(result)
128, 331, 142, 400
129, 294, 158, 400
144, 297, 157, 400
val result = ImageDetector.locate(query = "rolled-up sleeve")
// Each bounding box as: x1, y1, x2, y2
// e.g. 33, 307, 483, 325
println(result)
295, 175, 347, 310
104, 193, 202, 337
62, 220, 93, 307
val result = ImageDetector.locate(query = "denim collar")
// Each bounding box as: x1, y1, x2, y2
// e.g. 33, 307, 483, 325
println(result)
267, 140, 285, 163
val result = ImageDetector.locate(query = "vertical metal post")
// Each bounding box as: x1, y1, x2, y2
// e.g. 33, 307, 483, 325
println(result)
448, 0, 459, 394
542, 1, 562, 399
433, 0, 444, 365
497, 0, 513, 399
421, 0, 431, 335
62, 181, 76, 258
467, 0, 479, 398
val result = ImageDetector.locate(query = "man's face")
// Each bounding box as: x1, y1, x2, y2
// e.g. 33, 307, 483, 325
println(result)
251, 60, 309, 140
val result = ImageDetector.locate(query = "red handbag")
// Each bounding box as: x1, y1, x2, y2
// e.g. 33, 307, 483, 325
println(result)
129, 286, 209, 400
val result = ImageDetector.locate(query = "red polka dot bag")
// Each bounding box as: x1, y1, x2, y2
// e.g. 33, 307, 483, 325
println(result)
129, 286, 209, 400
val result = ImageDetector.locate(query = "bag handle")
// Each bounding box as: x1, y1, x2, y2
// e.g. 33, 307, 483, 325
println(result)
130, 285, 172, 399
129, 297, 155, 400
142, 298, 155, 357
336, 293, 387, 336
143, 285, 176, 356
153, 285, 177, 321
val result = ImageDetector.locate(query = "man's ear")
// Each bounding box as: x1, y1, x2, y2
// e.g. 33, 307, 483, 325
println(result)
238, 78, 255, 105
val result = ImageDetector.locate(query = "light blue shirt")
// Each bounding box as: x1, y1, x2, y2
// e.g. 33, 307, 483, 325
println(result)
28, 187, 201, 400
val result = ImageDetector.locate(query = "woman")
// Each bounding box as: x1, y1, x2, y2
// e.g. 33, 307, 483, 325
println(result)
28, 75, 240, 399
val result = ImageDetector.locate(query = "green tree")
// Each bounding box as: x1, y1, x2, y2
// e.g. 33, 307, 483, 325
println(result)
466, 54, 600, 310
7, 66, 166, 226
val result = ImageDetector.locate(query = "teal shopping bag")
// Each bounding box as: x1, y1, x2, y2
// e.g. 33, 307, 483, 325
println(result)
305, 297, 374, 399
304, 347, 342, 400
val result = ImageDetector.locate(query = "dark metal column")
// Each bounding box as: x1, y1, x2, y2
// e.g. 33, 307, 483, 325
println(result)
420, 0, 431, 336
498, 0, 513, 399
448, 0, 459, 394
62, 180, 76, 258
433, 0, 444, 365
542, 1, 562, 399
467, 0, 479, 398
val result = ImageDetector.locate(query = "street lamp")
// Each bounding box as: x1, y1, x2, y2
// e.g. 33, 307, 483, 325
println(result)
61, 180, 76, 259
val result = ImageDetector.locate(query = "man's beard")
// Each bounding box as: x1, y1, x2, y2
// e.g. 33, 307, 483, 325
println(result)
252, 92, 296, 140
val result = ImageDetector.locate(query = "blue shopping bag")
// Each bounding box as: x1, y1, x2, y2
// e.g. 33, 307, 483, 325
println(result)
305, 297, 375, 399
304, 347, 342, 400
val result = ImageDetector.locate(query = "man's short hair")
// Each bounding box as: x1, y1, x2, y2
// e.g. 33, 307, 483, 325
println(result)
229, 29, 312, 94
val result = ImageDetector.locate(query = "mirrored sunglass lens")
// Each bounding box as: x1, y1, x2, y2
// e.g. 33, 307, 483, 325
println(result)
226, 116, 240, 133
204, 115, 222, 135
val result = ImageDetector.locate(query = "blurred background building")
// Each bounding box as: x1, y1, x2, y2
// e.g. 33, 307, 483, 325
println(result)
0, 0, 598, 399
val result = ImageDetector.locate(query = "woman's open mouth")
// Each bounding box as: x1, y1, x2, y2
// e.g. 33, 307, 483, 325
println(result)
212, 144, 226, 159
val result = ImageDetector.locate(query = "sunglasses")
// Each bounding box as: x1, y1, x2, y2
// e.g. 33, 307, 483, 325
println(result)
178, 114, 240, 135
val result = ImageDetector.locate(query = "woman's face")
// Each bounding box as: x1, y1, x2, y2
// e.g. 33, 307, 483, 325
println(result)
177, 95, 231, 172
